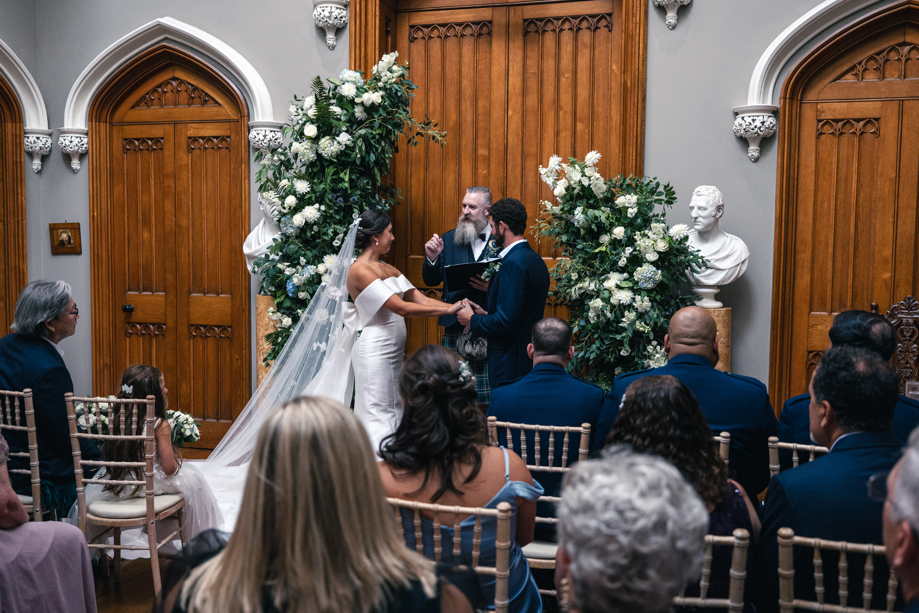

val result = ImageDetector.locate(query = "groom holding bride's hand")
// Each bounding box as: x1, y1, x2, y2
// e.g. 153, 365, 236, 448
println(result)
457, 198, 550, 388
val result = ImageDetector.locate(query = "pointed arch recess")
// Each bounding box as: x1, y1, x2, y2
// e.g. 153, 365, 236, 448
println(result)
769, 0, 919, 406
0, 72, 26, 334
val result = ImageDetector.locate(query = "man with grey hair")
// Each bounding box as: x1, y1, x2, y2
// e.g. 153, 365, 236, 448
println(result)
423, 186, 498, 404
0, 280, 101, 518
880, 427, 919, 611
555, 446, 708, 613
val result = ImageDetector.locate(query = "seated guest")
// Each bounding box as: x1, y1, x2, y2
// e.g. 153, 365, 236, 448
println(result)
379, 345, 544, 613
555, 445, 708, 613
881, 427, 919, 612
0, 280, 101, 518
0, 433, 97, 613
599, 306, 776, 498
778, 310, 919, 449
163, 396, 474, 613
606, 375, 759, 611
487, 317, 604, 541
752, 346, 903, 612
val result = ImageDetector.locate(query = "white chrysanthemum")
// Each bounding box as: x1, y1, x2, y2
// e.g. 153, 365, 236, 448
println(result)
330, 105, 343, 116
303, 205, 320, 223
354, 104, 367, 120
323, 254, 337, 268
337, 132, 352, 146
590, 179, 607, 197
304, 124, 318, 138
338, 83, 358, 99
669, 223, 690, 240
584, 150, 601, 166
294, 179, 311, 194
612, 226, 625, 240
547, 155, 562, 172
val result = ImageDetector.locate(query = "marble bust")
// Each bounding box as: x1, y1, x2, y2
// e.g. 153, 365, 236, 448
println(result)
685, 185, 749, 308
243, 194, 282, 273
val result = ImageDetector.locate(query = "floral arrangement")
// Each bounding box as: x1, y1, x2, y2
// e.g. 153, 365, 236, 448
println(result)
166, 410, 201, 445
252, 52, 445, 361
75, 398, 114, 434
535, 152, 706, 389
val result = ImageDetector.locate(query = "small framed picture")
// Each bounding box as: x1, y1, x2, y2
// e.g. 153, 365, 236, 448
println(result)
49, 222, 81, 255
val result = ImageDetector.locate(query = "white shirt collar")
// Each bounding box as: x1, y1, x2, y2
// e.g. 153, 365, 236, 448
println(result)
499, 238, 527, 259
829, 430, 862, 452
43, 337, 64, 357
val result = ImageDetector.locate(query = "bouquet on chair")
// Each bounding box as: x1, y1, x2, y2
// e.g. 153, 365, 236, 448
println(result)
166, 410, 201, 445
74, 397, 114, 434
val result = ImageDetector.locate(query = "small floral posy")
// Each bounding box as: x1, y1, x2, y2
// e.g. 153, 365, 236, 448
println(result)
482, 260, 501, 282
458, 360, 474, 383
74, 396, 116, 435
166, 410, 201, 445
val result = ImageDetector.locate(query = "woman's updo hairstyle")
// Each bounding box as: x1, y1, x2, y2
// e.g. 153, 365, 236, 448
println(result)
355, 210, 391, 251
380, 345, 484, 501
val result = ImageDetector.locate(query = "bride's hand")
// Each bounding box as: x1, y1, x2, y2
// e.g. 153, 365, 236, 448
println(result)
447, 300, 464, 314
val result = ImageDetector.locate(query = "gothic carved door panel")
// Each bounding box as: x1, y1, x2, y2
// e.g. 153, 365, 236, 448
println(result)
92, 48, 249, 448
392, 0, 621, 355
0, 73, 25, 336
772, 6, 919, 408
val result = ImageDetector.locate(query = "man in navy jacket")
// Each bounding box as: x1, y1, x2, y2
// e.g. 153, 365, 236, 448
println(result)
882, 427, 919, 613
752, 346, 903, 612
458, 198, 549, 388
487, 317, 604, 540
0, 281, 101, 516
598, 306, 776, 498
778, 310, 919, 452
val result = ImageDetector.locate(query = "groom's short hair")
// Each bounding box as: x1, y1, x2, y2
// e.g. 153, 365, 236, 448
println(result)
490, 198, 527, 235
532, 317, 572, 358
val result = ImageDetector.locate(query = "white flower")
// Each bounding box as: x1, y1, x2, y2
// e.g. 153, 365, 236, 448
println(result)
645, 251, 659, 262
627, 207, 637, 218
620, 310, 636, 327
284, 267, 296, 275
338, 83, 358, 99
615, 194, 638, 208
333, 239, 341, 247
612, 227, 625, 240
554, 185, 566, 198
304, 265, 317, 277
284, 195, 297, 209
316, 309, 330, 323
278, 316, 293, 329
337, 132, 352, 146
318, 136, 343, 160
590, 179, 607, 197
290, 142, 301, 155
599, 234, 610, 244
294, 179, 311, 194
564, 166, 582, 184
316, 263, 328, 275
547, 155, 562, 172
371, 92, 383, 105
669, 224, 690, 240
650, 222, 667, 237
278, 179, 290, 189
655, 239, 669, 252
292, 214, 305, 228
620, 347, 630, 356
603, 272, 625, 290
635, 296, 652, 313
339, 69, 364, 85
298, 290, 309, 299
323, 254, 337, 268
303, 205, 320, 223
584, 150, 601, 167
303, 95, 315, 109
307, 107, 317, 119
304, 124, 318, 138
321, 274, 332, 284
354, 104, 367, 120
614, 288, 634, 305
361, 92, 376, 106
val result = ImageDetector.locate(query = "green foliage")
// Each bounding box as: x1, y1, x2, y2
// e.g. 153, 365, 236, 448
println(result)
535, 153, 706, 389
253, 53, 445, 362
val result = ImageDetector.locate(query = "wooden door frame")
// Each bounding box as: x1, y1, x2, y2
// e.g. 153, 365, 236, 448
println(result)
349, 0, 647, 177
87, 44, 250, 397
769, 0, 919, 406
0, 73, 26, 335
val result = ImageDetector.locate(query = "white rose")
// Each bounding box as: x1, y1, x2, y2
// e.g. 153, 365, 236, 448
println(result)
645, 251, 659, 262
304, 124, 318, 138
371, 92, 383, 105
655, 239, 669, 252
284, 267, 296, 275
281, 316, 292, 328
627, 207, 638, 218
612, 227, 625, 240
292, 214, 305, 227
285, 195, 297, 208
337, 132, 352, 146
290, 142, 301, 155
599, 234, 610, 244
554, 185, 566, 198
316, 263, 328, 275
361, 92, 375, 106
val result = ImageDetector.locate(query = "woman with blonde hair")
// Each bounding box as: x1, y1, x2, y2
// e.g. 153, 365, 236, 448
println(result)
162, 396, 474, 613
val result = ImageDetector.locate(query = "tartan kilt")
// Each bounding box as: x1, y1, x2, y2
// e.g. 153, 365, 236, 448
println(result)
442, 325, 491, 405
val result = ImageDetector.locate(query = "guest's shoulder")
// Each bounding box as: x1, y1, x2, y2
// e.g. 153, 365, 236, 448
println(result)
613, 367, 654, 389
722, 371, 769, 394
899, 394, 919, 410
782, 393, 810, 410
568, 373, 604, 393
440, 228, 457, 242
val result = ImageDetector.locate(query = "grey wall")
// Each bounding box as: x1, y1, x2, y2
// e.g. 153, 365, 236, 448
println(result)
644, 0, 888, 387
0, 0, 348, 394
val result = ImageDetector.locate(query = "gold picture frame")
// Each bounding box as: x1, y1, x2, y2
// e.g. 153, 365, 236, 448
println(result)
49, 222, 81, 255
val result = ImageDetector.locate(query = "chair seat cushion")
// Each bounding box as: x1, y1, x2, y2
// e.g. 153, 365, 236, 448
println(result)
88, 494, 184, 519
522, 540, 558, 559
17, 494, 33, 505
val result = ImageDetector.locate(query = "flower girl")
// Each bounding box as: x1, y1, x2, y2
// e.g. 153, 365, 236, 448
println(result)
69, 365, 223, 543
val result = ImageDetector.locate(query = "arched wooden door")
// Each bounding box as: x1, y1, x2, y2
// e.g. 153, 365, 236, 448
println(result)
771, 2, 919, 409
89, 46, 250, 448
0, 72, 26, 335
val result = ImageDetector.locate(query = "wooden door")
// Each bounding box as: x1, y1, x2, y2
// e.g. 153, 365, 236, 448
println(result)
0, 73, 25, 335
91, 48, 249, 448
772, 4, 919, 408
391, 0, 628, 354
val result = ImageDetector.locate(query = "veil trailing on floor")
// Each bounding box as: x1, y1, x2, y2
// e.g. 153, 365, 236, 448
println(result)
204, 219, 360, 472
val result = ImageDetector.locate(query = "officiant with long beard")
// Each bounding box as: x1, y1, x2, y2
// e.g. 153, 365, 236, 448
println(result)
422, 186, 499, 405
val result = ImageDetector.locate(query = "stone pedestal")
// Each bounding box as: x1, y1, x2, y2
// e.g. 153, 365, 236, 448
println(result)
256, 294, 277, 386
709, 307, 731, 373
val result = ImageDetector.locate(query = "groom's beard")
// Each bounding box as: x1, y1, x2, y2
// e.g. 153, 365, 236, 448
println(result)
454, 215, 488, 245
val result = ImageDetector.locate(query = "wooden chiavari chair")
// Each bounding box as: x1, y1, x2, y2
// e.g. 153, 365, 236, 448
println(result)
388, 498, 513, 613
673, 528, 750, 612
768, 436, 829, 478
0, 388, 41, 521
715, 431, 731, 466
66, 392, 186, 596
777, 527, 899, 613
486, 416, 591, 597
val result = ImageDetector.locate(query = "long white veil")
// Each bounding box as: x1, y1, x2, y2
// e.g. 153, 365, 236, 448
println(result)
204, 219, 360, 471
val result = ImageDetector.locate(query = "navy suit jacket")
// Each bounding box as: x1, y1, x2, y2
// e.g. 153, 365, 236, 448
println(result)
0, 332, 101, 485
470, 242, 549, 388
599, 353, 777, 497
421, 228, 491, 328
487, 363, 605, 540
778, 392, 919, 446
751, 431, 903, 613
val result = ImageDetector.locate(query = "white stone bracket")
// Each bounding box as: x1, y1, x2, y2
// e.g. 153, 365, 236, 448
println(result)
24, 129, 53, 173
58, 129, 89, 173
313, 0, 349, 50
652, 0, 691, 30
248, 121, 284, 151
732, 106, 778, 163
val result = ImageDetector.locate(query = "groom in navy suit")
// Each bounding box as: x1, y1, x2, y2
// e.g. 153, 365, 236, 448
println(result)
457, 198, 550, 388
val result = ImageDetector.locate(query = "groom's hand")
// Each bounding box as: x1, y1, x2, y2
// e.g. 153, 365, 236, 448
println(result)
457, 301, 475, 326
466, 300, 487, 315
469, 275, 489, 292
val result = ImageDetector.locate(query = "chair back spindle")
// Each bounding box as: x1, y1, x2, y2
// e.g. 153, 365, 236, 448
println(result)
0, 389, 41, 521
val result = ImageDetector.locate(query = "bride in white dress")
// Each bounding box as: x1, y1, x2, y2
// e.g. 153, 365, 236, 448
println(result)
200, 211, 460, 528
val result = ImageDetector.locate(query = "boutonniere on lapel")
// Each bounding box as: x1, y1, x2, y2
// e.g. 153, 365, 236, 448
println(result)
482, 260, 501, 281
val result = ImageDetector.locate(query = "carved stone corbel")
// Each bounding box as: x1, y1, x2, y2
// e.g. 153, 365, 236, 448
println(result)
248, 121, 284, 151
313, 0, 349, 50
58, 129, 89, 173
732, 105, 778, 163
24, 129, 53, 173
652, 0, 691, 30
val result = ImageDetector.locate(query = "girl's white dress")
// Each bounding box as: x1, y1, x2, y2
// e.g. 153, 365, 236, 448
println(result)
67, 418, 223, 553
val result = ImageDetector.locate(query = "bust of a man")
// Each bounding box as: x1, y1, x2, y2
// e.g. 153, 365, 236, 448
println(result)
686, 186, 749, 306
243, 194, 282, 273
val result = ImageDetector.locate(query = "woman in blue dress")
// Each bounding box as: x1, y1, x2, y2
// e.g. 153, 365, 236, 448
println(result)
378, 345, 543, 613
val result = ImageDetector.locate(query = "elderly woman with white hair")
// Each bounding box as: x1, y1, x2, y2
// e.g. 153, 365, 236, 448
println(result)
554, 446, 709, 613
0, 280, 101, 518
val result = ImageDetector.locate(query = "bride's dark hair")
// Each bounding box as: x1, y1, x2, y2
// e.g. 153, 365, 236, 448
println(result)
355, 210, 391, 251
380, 345, 485, 501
